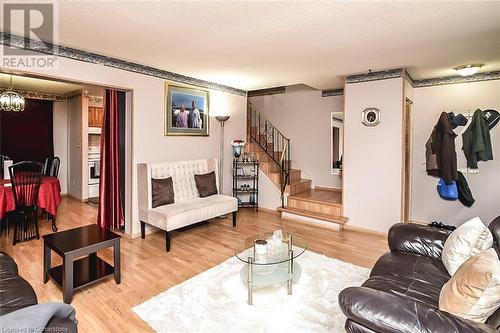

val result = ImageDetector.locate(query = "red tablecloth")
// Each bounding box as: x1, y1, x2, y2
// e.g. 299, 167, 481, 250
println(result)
0, 176, 61, 219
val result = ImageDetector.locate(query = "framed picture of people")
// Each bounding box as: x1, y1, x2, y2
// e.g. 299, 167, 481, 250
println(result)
165, 84, 209, 136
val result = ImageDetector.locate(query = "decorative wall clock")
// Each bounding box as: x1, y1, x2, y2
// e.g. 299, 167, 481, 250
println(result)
361, 108, 381, 127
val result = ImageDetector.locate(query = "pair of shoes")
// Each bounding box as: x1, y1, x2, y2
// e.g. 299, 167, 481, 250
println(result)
428, 221, 456, 231
240, 184, 252, 191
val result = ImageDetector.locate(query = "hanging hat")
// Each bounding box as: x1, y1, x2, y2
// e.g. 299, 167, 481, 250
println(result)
437, 179, 458, 201
482, 109, 500, 130
452, 113, 468, 127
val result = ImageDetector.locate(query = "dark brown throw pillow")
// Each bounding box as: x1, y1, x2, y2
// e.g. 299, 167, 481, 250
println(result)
194, 171, 218, 198
151, 177, 174, 208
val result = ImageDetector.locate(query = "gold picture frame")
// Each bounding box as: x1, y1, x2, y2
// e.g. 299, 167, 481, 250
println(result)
164, 84, 210, 136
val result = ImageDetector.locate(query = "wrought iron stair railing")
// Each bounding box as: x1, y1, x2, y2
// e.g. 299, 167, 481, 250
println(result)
247, 102, 290, 207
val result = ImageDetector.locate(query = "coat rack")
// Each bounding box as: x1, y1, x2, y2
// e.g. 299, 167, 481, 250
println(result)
462, 109, 475, 118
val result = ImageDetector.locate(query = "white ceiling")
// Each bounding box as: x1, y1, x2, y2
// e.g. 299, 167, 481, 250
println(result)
0, 73, 84, 94
0, 73, 105, 96
10, 1, 500, 90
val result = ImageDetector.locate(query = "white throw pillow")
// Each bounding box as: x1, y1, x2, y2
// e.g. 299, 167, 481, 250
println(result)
439, 248, 500, 323
442, 217, 493, 276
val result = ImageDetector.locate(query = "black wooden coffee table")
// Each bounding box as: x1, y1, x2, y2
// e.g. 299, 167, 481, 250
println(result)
43, 224, 121, 304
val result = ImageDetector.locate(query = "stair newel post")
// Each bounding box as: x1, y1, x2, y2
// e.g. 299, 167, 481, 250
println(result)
287, 139, 291, 180
264, 121, 268, 154
247, 104, 250, 141
257, 113, 260, 145
272, 127, 275, 158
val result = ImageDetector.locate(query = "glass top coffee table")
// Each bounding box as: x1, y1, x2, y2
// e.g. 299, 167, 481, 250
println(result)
235, 231, 307, 305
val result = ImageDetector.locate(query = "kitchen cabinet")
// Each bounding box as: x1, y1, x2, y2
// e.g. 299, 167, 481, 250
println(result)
88, 107, 104, 127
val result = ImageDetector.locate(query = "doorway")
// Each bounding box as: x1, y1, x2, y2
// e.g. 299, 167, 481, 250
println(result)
0, 72, 133, 235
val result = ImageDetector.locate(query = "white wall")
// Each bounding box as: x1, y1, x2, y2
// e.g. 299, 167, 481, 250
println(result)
67, 95, 83, 199
411, 80, 500, 226
53, 101, 68, 194
249, 91, 343, 188
81, 97, 89, 200
258, 171, 282, 210
343, 78, 404, 232
2, 56, 247, 237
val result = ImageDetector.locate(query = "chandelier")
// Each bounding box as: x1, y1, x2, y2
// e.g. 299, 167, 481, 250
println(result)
0, 75, 25, 112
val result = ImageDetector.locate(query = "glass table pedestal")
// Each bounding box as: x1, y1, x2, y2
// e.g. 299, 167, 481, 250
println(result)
235, 232, 307, 305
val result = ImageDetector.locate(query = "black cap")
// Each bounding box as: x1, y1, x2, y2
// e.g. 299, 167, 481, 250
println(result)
483, 109, 500, 130
448, 112, 468, 128
453, 113, 468, 127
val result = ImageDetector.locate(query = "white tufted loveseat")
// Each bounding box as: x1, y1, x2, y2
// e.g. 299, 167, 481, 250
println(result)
137, 158, 238, 252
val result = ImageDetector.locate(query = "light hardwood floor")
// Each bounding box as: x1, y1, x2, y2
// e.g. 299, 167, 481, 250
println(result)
0, 197, 388, 333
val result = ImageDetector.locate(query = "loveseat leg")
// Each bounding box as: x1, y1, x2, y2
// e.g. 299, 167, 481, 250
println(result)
165, 231, 171, 252
232, 211, 237, 227
140, 221, 145, 239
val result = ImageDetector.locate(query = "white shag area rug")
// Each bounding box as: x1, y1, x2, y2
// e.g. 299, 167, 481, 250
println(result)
133, 250, 369, 333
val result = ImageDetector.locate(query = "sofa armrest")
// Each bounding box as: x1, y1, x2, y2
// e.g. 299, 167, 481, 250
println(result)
339, 287, 496, 333
388, 223, 451, 260
0, 252, 19, 277
0, 276, 37, 316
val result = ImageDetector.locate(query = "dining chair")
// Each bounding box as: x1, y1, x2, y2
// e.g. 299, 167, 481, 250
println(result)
42, 156, 55, 176
8, 161, 43, 245
48, 157, 60, 177
40, 156, 60, 225
0, 155, 11, 179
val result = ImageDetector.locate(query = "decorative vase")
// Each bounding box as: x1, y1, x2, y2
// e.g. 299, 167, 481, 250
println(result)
233, 145, 242, 158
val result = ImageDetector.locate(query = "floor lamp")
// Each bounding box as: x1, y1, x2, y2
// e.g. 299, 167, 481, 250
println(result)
215, 115, 230, 195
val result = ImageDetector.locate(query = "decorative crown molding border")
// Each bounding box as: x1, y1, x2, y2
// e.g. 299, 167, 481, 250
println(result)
87, 95, 103, 104
345, 67, 500, 88
0, 88, 67, 102
0, 33, 247, 96
404, 70, 414, 86
247, 86, 286, 97
321, 88, 344, 97
345, 68, 405, 84
411, 71, 500, 88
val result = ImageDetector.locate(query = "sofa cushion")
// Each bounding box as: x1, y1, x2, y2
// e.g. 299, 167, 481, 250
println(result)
151, 177, 174, 208
194, 171, 218, 198
368, 252, 450, 307
439, 248, 500, 323
146, 195, 237, 231
442, 217, 493, 276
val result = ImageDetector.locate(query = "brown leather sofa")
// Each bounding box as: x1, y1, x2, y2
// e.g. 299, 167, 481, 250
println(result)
339, 216, 500, 333
0, 252, 78, 332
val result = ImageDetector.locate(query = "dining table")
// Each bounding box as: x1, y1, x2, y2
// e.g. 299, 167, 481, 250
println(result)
0, 176, 62, 232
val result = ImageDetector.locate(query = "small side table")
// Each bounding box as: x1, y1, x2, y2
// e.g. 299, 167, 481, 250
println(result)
235, 232, 307, 305
43, 224, 121, 304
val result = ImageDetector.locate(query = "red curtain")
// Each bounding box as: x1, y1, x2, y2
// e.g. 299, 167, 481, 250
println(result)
98, 90, 124, 230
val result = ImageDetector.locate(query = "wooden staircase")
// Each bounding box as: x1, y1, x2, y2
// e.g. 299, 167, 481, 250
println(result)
246, 141, 312, 196
279, 188, 348, 230
246, 103, 348, 230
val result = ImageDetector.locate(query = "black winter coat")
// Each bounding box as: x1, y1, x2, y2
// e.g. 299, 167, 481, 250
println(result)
426, 112, 458, 185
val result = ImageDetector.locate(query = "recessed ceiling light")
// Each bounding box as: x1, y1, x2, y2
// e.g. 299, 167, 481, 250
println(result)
454, 64, 484, 77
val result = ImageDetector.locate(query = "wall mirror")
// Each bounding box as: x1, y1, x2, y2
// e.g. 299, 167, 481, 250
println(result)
331, 112, 343, 174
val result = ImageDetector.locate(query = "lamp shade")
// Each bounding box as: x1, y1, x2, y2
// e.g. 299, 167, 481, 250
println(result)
0, 90, 25, 112
215, 115, 230, 122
